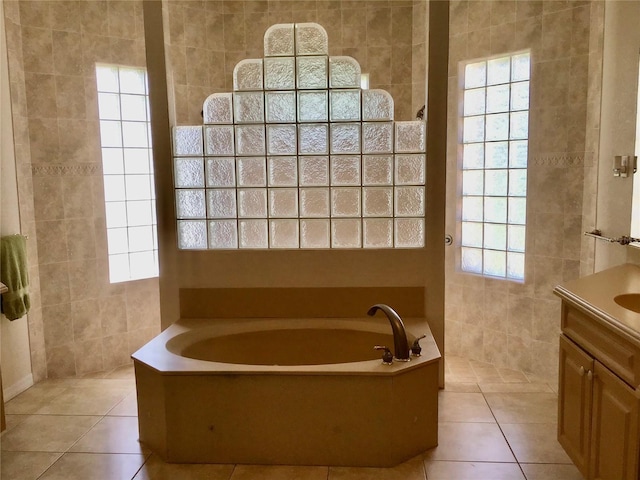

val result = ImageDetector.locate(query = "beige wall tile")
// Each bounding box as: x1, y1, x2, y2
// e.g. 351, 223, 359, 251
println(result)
107, 1, 138, 39
46, 342, 77, 377
531, 298, 560, 343
55, 75, 86, 119
24, 72, 57, 118
39, 262, 70, 306
43, 303, 72, 350
28, 117, 59, 163
71, 299, 101, 342
61, 176, 93, 219
366, 7, 392, 47
68, 259, 98, 301
102, 333, 130, 370
100, 296, 127, 336
65, 219, 96, 261
223, 13, 246, 51
74, 338, 104, 375
127, 326, 159, 356
19, 1, 51, 28
52, 31, 83, 76
516, 1, 543, 20
541, 9, 572, 60
58, 119, 96, 163
21, 26, 53, 73
36, 220, 68, 264
507, 334, 532, 372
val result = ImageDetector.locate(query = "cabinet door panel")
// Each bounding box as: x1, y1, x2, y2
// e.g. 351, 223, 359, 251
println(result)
590, 361, 640, 480
558, 334, 593, 477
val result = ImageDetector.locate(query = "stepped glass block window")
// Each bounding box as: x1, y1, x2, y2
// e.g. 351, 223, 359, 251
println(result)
97, 65, 158, 282
173, 23, 426, 250
460, 52, 530, 281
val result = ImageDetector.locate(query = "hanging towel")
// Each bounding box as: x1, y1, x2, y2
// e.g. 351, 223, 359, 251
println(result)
0, 235, 30, 320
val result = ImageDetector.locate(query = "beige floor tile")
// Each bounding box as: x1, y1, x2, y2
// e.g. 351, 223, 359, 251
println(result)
424, 460, 525, 479
497, 368, 530, 383
470, 361, 503, 383
69, 416, 148, 454
445, 371, 479, 383
132, 454, 234, 479
0, 451, 63, 480
484, 392, 558, 423
5, 384, 67, 414
443, 382, 480, 393
520, 463, 584, 479
438, 392, 495, 423
108, 393, 139, 416
104, 364, 136, 380
446, 357, 478, 383
329, 455, 425, 480
423, 423, 515, 463
479, 383, 553, 393
230, 465, 328, 480
35, 386, 130, 415
38, 378, 133, 390
1, 415, 101, 452
501, 423, 572, 464
37, 452, 147, 480
524, 372, 559, 390
4, 414, 30, 432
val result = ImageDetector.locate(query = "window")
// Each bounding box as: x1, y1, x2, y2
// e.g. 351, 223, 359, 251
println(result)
96, 65, 158, 283
172, 23, 426, 250
460, 52, 530, 281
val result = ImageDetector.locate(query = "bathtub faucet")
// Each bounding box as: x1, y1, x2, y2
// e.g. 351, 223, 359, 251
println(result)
367, 304, 410, 361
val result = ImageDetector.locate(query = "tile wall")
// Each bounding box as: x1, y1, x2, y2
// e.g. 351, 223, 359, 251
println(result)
164, 0, 418, 126
3, 0, 160, 378
4, 0, 419, 379
3, 0, 46, 382
5, 0, 610, 383
444, 0, 592, 383
411, 0, 427, 115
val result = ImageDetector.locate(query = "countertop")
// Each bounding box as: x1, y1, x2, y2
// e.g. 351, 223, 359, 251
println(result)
554, 263, 640, 344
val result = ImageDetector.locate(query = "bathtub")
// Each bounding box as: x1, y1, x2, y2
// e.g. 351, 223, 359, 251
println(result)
132, 317, 440, 467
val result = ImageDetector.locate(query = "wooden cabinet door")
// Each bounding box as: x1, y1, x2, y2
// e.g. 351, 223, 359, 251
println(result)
558, 334, 594, 477
589, 361, 640, 480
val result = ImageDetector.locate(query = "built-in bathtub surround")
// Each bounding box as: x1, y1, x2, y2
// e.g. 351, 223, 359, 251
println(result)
133, 316, 440, 467
172, 23, 427, 250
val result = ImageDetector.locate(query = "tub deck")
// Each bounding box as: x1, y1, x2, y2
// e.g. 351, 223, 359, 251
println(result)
133, 317, 440, 467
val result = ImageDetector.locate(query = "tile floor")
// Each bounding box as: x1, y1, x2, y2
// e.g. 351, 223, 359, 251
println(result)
1, 356, 584, 480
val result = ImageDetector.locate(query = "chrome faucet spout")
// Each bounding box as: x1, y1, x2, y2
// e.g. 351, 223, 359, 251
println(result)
367, 304, 410, 361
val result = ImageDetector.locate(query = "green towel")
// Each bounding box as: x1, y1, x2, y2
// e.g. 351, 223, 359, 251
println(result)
1, 235, 30, 320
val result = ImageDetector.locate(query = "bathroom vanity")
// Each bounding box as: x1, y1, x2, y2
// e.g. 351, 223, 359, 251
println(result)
554, 264, 640, 480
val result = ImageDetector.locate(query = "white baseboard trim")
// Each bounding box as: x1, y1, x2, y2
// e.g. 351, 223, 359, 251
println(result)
4, 373, 34, 401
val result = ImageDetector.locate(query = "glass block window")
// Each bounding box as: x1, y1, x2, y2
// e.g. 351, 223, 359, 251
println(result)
173, 23, 427, 250
460, 52, 530, 281
96, 64, 158, 283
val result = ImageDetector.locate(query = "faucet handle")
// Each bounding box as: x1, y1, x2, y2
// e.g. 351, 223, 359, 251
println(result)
411, 334, 427, 357
374, 345, 393, 365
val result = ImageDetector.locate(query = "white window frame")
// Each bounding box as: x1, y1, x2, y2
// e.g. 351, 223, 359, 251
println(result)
459, 51, 530, 281
96, 64, 159, 283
